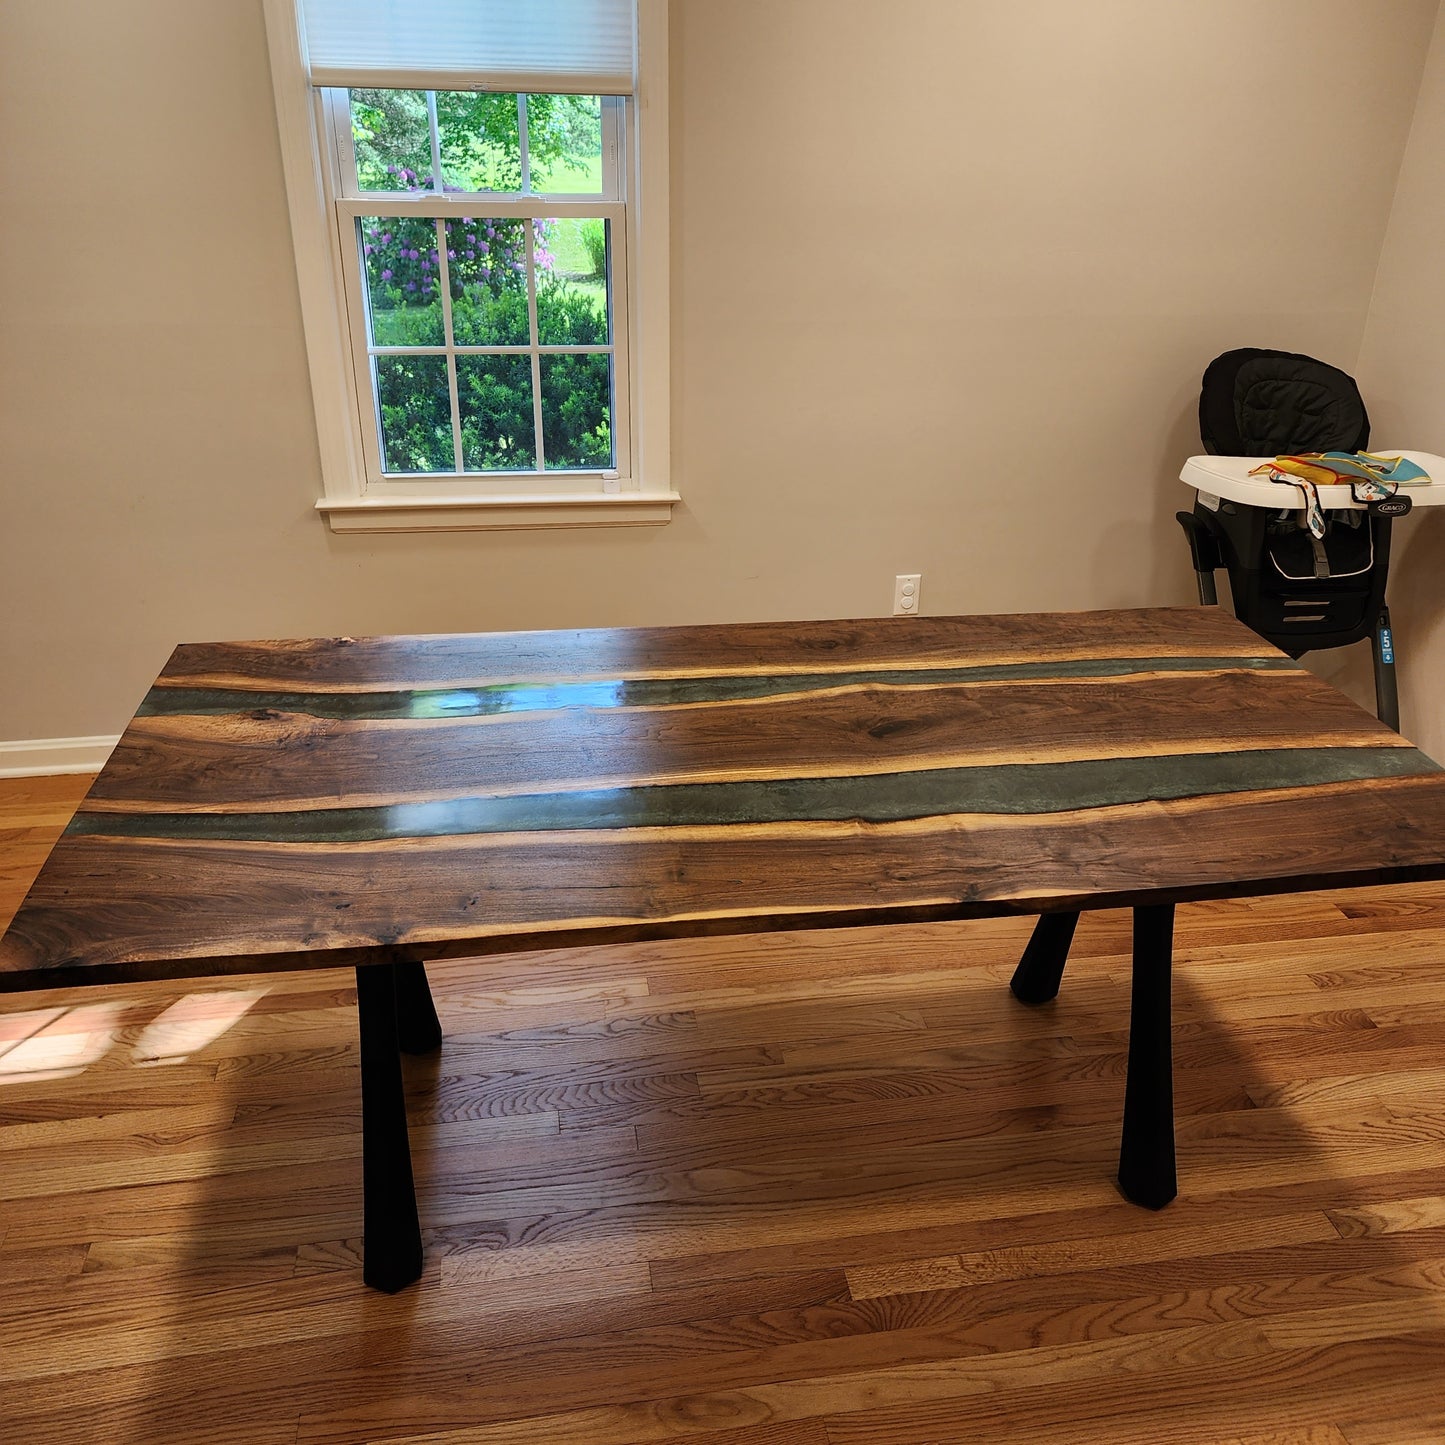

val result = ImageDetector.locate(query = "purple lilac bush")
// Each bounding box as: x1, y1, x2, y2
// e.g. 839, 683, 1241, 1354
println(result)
363, 168, 554, 307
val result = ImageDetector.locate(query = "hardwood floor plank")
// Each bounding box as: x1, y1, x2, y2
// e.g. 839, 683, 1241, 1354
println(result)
1325, 1194, 1445, 1239
0, 1100, 234, 1151
0, 1242, 89, 1284
1341, 1408, 1445, 1444
299, 1243, 1445, 1441
438, 1257, 652, 1300
352, 1304, 1445, 1444
820, 1332, 1445, 1444
655, 1427, 829, 1445
18, 1237, 1437, 1445
648, 1163, 1445, 1292
1222, 1430, 1352, 1445
844, 1209, 1339, 1298
610, 1069, 1254, 1161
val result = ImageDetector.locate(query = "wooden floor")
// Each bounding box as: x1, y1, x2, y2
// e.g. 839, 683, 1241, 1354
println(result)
3, 776, 1445, 1443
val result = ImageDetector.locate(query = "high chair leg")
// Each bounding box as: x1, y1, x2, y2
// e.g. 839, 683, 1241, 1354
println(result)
1176, 511, 1220, 606
1371, 603, 1399, 732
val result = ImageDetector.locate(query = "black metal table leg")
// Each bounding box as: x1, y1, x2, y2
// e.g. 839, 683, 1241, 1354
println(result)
1009, 911, 1080, 1005
1118, 903, 1177, 1209
355, 962, 424, 1293
394, 960, 443, 1055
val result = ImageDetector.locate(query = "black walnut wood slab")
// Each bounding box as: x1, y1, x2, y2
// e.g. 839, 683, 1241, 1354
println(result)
6, 606, 1445, 992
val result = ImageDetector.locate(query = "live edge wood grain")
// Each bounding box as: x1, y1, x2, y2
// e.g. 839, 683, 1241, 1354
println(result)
4, 607, 1445, 990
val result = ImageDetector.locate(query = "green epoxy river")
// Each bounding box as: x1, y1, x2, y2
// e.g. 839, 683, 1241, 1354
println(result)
69, 746, 1436, 845
138, 655, 1300, 722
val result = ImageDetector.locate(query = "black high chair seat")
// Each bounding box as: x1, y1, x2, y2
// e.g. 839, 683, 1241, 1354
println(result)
1199, 347, 1370, 458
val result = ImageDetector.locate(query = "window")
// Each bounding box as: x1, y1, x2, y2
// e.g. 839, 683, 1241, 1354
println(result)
333, 88, 627, 479
263, 0, 674, 531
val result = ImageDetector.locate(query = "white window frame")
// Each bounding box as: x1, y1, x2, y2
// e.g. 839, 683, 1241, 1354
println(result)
262, 0, 675, 532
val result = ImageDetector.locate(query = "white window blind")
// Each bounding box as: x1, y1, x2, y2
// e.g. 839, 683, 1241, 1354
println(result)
298, 0, 636, 94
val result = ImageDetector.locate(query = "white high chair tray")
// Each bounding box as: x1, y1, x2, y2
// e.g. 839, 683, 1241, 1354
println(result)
1181, 451, 1445, 512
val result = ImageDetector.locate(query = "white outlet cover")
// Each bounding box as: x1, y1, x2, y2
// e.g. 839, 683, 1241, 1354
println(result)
892, 574, 922, 615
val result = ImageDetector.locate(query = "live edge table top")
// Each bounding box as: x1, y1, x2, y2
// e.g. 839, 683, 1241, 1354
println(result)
7, 605, 1445, 993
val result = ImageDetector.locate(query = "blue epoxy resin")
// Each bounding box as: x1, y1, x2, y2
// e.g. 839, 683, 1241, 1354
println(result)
135, 655, 1301, 723
65, 745, 1443, 846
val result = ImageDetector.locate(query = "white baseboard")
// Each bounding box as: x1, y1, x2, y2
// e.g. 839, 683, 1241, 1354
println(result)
0, 735, 120, 778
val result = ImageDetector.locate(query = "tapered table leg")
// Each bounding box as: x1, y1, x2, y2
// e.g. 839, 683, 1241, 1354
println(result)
394, 960, 443, 1055
1009, 911, 1080, 1005
1118, 903, 1177, 1209
355, 962, 424, 1293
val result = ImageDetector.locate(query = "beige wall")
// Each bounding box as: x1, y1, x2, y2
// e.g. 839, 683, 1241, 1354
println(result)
1, 0, 1437, 742
1351, 1, 1445, 757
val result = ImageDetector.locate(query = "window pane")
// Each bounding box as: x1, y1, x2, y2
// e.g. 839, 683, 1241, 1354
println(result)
443, 218, 531, 345
540, 354, 612, 470
360, 217, 444, 346
535, 218, 609, 345
350, 89, 434, 191
527, 95, 604, 194
376, 355, 453, 473
437, 92, 523, 193
458, 356, 537, 471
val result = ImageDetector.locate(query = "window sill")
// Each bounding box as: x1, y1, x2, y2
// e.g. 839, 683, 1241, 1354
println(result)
316, 490, 680, 533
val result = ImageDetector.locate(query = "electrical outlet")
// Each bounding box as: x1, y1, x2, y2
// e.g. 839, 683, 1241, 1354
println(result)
892, 574, 921, 616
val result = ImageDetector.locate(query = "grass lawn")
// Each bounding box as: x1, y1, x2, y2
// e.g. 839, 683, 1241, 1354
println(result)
531, 152, 604, 194
543, 218, 609, 325
545, 216, 605, 278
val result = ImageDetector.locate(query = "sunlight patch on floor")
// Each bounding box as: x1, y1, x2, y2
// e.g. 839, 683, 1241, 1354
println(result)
0, 987, 270, 1082
132, 989, 268, 1065
0, 1002, 126, 1083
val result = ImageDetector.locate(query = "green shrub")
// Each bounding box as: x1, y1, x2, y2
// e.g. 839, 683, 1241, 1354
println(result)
376, 355, 452, 472
377, 279, 611, 473
579, 219, 608, 277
